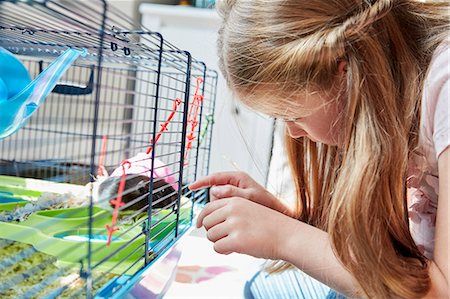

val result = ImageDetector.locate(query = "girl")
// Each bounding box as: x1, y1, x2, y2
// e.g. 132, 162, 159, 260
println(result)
189, 0, 449, 298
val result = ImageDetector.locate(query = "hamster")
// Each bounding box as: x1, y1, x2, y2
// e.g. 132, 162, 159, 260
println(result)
95, 174, 178, 211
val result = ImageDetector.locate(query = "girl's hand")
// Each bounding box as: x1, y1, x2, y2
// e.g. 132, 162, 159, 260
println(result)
189, 171, 295, 218
196, 196, 295, 259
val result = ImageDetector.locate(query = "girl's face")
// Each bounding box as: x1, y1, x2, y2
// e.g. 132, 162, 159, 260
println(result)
243, 63, 347, 146
259, 89, 344, 146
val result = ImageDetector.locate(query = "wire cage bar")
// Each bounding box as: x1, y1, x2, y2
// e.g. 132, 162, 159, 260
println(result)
192, 0, 216, 8
0, 0, 217, 298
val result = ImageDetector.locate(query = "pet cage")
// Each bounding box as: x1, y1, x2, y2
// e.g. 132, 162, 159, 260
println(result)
0, 0, 217, 298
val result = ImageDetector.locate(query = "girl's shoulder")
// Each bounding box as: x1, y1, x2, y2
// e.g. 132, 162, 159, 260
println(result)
425, 36, 449, 88
422, 37, 450, 160
407, 40, 449, 259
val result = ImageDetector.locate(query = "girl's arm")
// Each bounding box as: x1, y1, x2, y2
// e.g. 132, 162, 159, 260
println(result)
196, 196, 360, 296
191, 170, 360, 295
277, 215, 360, 296
191, 172, 358, 295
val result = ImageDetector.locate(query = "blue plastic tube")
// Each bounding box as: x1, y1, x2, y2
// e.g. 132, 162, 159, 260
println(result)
0, 47, 87, 139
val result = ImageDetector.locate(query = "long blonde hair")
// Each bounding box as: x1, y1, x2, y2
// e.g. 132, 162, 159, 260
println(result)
216, 0, 449, 298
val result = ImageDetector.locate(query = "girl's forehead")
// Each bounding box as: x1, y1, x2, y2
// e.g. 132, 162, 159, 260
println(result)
241, 90, 328, 119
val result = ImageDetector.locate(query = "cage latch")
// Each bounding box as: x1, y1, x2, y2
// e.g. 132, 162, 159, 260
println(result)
38, 62, 94, 95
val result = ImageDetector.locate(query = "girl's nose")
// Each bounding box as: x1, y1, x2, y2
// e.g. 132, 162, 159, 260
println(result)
285, 122, 308, 139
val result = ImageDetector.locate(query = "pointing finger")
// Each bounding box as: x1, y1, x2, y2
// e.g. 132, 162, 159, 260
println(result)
210, 184, 252, 201
189, 171, 250, 191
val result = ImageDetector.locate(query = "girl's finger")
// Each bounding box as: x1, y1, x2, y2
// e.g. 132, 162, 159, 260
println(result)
189, 171, 248, 191
210, 184, 252, 201
205, 221, 229, 242
195, 199, 228, 228
213, 236, 235, 255
202, 206, 228, 230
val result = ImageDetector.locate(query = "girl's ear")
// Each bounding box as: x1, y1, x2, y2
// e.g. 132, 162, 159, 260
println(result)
337, 60, 348, 76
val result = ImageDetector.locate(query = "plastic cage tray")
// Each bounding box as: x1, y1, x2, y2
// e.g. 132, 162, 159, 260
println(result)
0, 175, 191, 274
